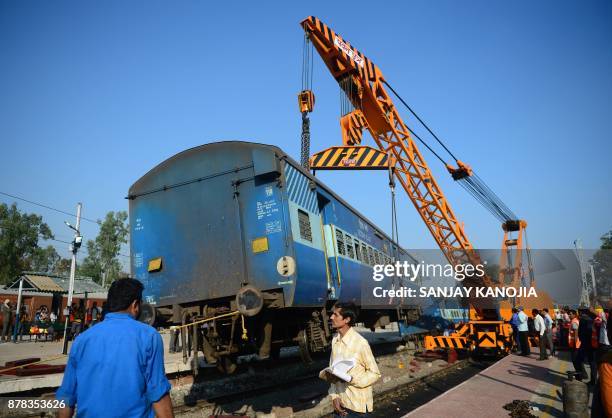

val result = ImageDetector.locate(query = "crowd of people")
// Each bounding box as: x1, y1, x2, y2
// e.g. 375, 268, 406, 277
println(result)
509, 305, 611, 416
0, 299, 107, 342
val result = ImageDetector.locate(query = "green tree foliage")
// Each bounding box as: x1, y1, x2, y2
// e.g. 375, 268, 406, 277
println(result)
0, 203, 54, 284
591, 229, 612, 302
79, 211, 128, 286
29, 245, 61, 273
28, 245, 72, 276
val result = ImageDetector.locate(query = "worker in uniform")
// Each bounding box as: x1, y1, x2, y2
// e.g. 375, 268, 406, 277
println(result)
591, 308, 611, 418
569, 309, 586, 381
320, 302, 381, 417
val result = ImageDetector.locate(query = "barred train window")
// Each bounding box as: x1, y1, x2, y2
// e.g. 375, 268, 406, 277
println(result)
297, 209, 312, 242
355, 240, 362, 262
336, 229, 345, 256
346, 235, 355, 259
362, 244, 369, 265
368, 247, 375, 265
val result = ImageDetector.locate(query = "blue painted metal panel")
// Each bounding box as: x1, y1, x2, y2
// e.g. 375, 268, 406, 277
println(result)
291, 242, 329, 306
129, 142, 296, 308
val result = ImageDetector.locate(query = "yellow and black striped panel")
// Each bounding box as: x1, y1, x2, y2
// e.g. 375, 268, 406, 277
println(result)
301, 16, 379, 82
477, 331, 497, 348
424, 336, 467, 350
310, 146, 389, 170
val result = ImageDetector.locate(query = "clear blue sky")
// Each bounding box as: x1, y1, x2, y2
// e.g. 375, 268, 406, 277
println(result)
1, 1, 610, 269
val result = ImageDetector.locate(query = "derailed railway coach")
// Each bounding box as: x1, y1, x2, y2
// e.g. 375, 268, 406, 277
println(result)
128, 141, 420, 373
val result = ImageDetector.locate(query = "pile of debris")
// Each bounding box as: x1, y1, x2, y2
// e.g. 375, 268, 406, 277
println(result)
503, 400, 537, 418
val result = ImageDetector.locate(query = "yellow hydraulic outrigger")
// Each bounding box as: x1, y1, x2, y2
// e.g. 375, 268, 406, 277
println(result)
298, 16, 536, 354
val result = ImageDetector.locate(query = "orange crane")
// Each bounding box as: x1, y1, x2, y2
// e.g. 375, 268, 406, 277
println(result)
298, 16, 537, 353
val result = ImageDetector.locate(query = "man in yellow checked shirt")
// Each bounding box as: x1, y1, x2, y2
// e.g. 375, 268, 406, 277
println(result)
319, 302, 381, 417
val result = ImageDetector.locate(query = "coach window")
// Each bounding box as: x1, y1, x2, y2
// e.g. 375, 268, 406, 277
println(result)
336, 229, 346, 256
362, 243, 369, 265
367, 246, 375, 265
346, 235, 355, 259
355, 240, 362, 262
297, 209, 312, 242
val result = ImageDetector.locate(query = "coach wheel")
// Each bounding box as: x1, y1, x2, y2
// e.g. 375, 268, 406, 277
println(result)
297, 329, 313, 364
216, 354, 238, 375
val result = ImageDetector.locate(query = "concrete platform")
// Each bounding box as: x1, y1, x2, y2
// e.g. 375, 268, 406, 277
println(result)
404, 348, 592, 418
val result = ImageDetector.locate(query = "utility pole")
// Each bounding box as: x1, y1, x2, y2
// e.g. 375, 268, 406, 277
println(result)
12, 277, 24, 342
62, 203, 82, 355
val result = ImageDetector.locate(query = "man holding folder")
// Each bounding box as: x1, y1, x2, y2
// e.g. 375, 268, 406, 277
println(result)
320, 302, 381, 417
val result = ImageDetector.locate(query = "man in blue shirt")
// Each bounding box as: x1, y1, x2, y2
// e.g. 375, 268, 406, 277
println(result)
57, 278, 173, 418
509, 308, 520, 352
517, 306, 530, 356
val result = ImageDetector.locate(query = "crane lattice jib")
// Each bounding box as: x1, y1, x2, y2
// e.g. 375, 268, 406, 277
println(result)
301, 16, 492, 286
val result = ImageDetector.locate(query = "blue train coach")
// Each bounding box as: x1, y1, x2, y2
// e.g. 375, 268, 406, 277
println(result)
129, 141, 420, 371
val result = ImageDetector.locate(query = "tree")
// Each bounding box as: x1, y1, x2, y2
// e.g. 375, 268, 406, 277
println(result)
27, 245, 71, 275
0, 203, 54, 284
591, 229, 612, 302
29, 245, 61, 273
79, 211, 129, 286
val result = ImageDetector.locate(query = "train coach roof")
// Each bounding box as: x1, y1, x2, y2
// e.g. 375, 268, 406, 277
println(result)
128, 141, 411, 256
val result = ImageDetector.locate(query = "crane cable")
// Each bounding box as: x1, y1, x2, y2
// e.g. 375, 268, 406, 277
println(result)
300, 34, 314, 169
301, 33, 313, 92
382, 80, 518, 223
383, 80, 459, 163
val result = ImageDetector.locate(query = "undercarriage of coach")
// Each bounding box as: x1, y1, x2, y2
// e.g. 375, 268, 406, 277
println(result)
141, 286, 420, 375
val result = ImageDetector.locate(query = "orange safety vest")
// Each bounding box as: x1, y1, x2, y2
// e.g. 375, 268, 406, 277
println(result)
569, 317, 581, 349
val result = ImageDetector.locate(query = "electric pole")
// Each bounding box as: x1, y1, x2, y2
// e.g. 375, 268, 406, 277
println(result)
62, 203, 82, 355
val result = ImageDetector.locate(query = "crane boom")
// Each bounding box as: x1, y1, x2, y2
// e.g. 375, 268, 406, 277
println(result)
301, 16, 493, 287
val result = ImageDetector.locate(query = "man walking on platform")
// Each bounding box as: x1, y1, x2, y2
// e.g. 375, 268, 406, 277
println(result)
517, 306, 530, 356
320, 302, 381, 417
533, 309, 548, 360
56, 278, 173, 418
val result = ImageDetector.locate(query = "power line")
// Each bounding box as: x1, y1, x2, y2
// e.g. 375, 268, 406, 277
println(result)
0, 191, 102, 225
0, 226, 131, 259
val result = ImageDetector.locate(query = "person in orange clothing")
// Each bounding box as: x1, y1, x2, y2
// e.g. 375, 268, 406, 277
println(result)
591, 349, 612, 418
569, 310, 586, 380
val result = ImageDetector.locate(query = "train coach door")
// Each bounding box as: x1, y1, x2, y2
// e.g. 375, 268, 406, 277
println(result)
317, 194, 339, 300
